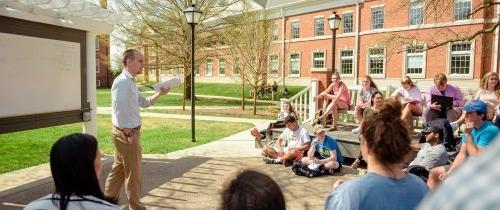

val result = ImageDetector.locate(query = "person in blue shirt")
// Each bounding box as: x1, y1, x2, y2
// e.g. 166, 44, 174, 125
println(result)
325, 99, 428, 210
427, 99, 499, 190
301, 125, 343, 174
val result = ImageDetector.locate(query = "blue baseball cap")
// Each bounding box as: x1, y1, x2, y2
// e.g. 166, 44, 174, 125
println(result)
463, 100, 487, 114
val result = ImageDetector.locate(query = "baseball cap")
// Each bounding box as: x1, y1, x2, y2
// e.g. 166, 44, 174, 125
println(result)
463, 100, 487, 114
313, 125, 328, 134
284, 115, 296, 124
422, 125, 443, 134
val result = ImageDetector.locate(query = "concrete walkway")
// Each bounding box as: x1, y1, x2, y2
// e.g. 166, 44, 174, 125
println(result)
0, 114, 363, 210
146, 91, 280, 104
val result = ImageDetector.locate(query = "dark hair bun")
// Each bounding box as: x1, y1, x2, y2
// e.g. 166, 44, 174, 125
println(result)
377, 98, 402, 120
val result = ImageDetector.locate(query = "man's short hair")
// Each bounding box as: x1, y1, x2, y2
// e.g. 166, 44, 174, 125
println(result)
122, 49, 139, 66
434, 74, 447, 86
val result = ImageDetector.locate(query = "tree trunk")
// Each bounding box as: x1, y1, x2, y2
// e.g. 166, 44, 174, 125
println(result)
253, 86, 257, 115
155, 46, 160, 82
144, 46, 149, 82
241, 80, 245, 110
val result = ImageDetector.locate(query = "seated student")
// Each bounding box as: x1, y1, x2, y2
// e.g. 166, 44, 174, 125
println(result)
392, 76, 423, 128
427, 100, 499, 190
325, 99, 428, 210
313, 72, 351, 131
220, 170, 285, 210
354, 75, 379, 125
301, 125, 344, 175
424, 73, 464, 123
262, 115, 311, 166
25, 133, 118, 210
451, 72, 500, 129
351, 91, 384, 169
408, 126, 449, 171
251, 101, 297, 148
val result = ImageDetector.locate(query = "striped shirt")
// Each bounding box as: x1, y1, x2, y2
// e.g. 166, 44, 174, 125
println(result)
24, 194, 118, 210
111, 70, 153, 129
418, 134, 500, 210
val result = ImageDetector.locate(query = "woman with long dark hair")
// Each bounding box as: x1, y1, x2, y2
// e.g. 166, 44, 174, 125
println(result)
25, 133, 118, 210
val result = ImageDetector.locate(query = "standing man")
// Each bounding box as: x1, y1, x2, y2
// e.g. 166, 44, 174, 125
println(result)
105, 49, 169, 210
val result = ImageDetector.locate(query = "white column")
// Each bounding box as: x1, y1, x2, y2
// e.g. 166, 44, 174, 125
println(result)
309, 79, 319, 122
83, 32, 97, 136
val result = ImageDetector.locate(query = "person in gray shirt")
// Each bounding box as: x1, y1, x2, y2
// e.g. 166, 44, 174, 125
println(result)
409, 126, 449, 171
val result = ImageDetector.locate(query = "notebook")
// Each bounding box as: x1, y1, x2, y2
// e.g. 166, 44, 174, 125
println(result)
431, 94, 453, 109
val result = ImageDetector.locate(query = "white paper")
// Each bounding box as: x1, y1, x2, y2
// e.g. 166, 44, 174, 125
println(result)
153, 77, 182, 92
308, 162, 321, 170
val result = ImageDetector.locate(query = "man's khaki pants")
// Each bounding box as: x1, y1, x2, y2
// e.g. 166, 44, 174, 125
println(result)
105, 126, 145, 210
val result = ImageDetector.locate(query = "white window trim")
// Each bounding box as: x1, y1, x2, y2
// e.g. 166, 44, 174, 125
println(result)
311, 49, 327, 72
339, 48, 355, 77
96, 59, 100, 73
342, 12, 354, 34
218, 58, 226, 77
96, 80, 101, 87
313, 15, 325, 19
366, 47, 386, 78
314, 17, 325, 37
446, 41, 475, 79
95, 36, 99, 51
206, 59, 213, 77
371, 7, 385, 30
371, 4, 385, 8
453, 0, 473, 22
291, 21, 300, 39
342, 10, 354, 14
289, 51, 301, 77
408, 0, 425, 26
402, 43, 427, 79
269, 54, 280, 77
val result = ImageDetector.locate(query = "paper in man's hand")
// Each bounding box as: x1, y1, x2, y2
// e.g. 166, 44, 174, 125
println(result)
153, 77, 182, 92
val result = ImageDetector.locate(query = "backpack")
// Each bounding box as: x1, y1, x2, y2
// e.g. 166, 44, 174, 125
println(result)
421, 119, 459, 151
291, 161, 327, 178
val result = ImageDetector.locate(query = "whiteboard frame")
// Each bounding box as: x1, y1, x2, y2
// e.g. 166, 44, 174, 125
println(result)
0, 15, 89, 134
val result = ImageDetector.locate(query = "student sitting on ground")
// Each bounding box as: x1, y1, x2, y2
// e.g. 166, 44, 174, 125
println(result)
262, 115, 311, 166
325, 99, 428, 210
220, 170, 286, 210
427, 100, 499, 190
251, 101, 297, 148
408, 126, 449, 171
301, 125, 344, 175
25, 133, 118, 210
392, 76, 423, 128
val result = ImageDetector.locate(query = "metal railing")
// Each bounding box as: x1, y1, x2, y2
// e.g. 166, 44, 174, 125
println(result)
280, 79, 318, 124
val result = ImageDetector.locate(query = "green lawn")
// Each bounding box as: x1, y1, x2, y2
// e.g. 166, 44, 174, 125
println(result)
96, 90, 277, 107
139, 82, 305, 100
0, 115, 252, 174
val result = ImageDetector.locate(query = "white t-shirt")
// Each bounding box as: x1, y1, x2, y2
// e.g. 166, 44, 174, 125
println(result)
24, 194, 119, 210
392, 86, 422, 104
279, 127, 311, 151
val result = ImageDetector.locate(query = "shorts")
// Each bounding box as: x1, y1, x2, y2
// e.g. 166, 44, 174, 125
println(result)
279, 148, 302, 161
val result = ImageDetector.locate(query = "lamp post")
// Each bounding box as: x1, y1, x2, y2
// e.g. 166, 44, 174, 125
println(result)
184, 4, 202, 142
328, 11, 342, 74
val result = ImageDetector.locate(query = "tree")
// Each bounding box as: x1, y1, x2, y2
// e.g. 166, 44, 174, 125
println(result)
112, 0, 244, 110
223, 4, 275, 115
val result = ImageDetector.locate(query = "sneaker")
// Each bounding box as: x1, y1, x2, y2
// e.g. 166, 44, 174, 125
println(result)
351, 126, 361, 134
263, 157, 274, 164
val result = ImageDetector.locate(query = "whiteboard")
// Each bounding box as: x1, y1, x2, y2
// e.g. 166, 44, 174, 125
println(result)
0, 32, 81, 118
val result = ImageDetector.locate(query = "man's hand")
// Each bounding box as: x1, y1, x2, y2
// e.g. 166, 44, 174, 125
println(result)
157, 87, 170, 96
430, 102, 441, 111
439, 170, 450, 180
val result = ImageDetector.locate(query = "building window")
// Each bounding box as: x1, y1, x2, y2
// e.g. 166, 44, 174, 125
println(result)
314, 17, 324, 37
289, 53, 300, 75
312, 51, 325, 68
269, 55, 279, 75
96, 59, 100, 73
219, 58, 225, 76
454, 0, 471, 21
450, 42, 472, 75
291, 21, 300, 39
340, 50, 354, 75
206, 59, 212, 76
95, 36, 99, 51
195, 66, 200, 76
409, 1, 423, 25
368, 48, 385, 75
343, 13, 353, 33
371, 7, 384, 29
272, 24, 278, 41
406, 45, 425, 75
96, 80, 101, 87
233, 57, 240, 75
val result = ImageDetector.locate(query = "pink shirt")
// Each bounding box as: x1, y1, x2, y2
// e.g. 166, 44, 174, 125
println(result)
331, 81, 351, 106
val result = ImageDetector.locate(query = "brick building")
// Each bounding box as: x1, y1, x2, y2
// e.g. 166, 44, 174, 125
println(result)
95, 35, 112, 87
196, 0, 500, 91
